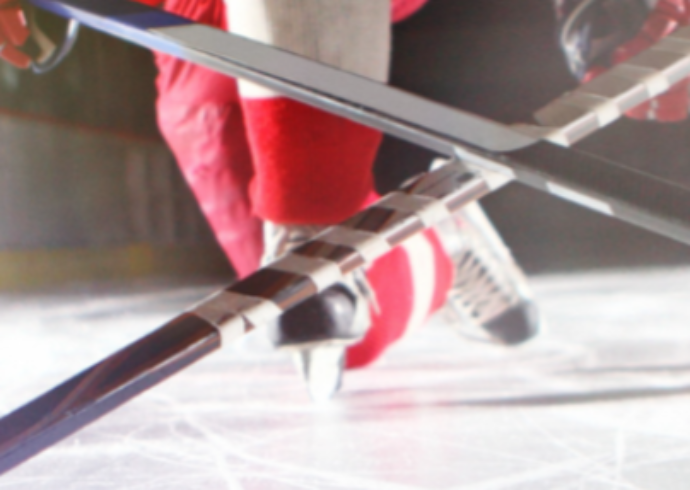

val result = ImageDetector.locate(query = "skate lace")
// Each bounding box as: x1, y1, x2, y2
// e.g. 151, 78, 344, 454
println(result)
449, 244, 517, 324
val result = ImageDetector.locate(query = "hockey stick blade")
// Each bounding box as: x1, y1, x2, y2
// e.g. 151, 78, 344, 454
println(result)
24, 0, 690, 246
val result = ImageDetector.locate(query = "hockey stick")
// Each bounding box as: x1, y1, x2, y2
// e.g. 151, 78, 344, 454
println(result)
23, 0, 690, 245
0, 162, 486, 475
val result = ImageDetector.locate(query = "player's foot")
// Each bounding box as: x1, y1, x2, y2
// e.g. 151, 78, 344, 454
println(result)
262, 222, 371, 401
437, 201, 540, 345
264, 197, 540, 401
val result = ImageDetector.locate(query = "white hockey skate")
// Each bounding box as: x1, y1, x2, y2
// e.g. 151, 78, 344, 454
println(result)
437, 201, 541, 345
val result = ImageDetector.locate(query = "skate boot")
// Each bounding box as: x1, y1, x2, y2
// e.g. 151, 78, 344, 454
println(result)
437, 201, 540, 345
262, 222, 372, 401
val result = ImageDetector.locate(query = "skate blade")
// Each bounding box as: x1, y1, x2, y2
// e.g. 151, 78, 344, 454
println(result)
292, 346, 345, 402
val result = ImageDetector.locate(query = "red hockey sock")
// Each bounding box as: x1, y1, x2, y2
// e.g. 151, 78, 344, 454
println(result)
242, 97, 381, 225
148, 0, 265, 278
156, 74, 264, 278
152, 0, 263, 277
346, 228, 454, 369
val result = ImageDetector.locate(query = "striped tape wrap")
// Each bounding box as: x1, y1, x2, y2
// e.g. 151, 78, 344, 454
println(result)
190, 163, 487, 342
532, 26, 690, 146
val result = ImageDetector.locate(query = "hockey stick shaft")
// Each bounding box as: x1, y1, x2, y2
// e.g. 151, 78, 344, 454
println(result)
24, 0, 690, 247
0, 314, 221, 475
0, 163, 487, 475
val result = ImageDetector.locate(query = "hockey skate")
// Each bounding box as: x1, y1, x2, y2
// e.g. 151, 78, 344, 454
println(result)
262, 222, 373, 401
437, 201, 541, 345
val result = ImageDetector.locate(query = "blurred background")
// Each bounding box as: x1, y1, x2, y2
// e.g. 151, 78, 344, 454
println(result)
2, 0, 690, 289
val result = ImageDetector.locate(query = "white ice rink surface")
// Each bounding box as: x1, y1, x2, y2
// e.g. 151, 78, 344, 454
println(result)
2, 268, 690, 489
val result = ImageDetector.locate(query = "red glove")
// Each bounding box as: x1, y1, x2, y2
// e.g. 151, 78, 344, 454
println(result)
391, 0, 428, 23
0, 0, 31, 68
585, 0, 690, 122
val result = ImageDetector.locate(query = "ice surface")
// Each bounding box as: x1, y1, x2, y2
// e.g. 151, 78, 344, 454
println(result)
2, 270, 690, 489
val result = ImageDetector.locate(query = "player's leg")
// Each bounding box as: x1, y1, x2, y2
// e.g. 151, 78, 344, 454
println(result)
227, 0, 389, 225
152, 0, 263, 278
224, 1, 463, 397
